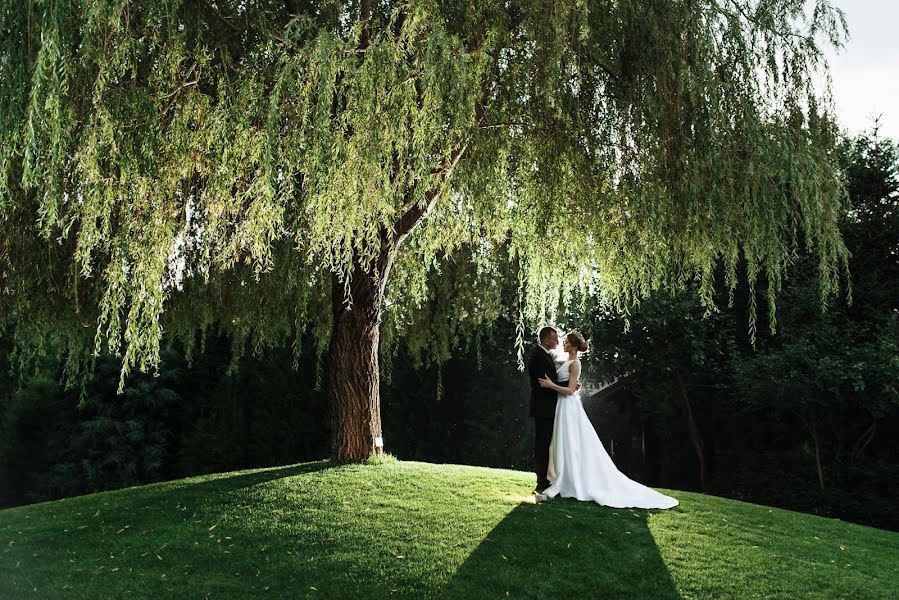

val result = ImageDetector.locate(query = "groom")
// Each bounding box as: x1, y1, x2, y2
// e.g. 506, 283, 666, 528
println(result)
527, 326, 561, 494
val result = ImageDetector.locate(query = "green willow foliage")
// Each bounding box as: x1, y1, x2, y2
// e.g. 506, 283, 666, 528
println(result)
1, 0, 848, 383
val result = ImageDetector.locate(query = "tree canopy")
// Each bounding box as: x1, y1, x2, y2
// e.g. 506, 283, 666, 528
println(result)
1, 1, 848, 392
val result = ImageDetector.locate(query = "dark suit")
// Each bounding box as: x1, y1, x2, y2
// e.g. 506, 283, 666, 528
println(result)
527, 344, 560, 490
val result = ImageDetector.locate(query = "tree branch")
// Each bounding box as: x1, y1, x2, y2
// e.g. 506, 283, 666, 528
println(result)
360, 0, 371, 50
201, 0, 245, 33
389, 14, 496, 247
719, 0, 817, 45
476, 120, 530, 130
592, 52, 620, 80
393, 143, 468, 243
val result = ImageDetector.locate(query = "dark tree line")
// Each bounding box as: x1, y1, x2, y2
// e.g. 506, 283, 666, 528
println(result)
0, 339, 330, 507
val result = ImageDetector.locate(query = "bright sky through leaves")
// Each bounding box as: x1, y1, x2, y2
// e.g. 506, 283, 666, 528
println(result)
822, 0, 899, 139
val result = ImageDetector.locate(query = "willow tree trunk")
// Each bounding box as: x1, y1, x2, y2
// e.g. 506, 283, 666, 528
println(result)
329, 261, 387, 463
326, 147, 467, 463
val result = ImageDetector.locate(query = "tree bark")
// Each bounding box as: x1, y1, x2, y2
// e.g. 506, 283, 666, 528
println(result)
809, 415, 825, 490
797, 411, 826, 490
676, 371, 707, 493
329, 256, 389, 463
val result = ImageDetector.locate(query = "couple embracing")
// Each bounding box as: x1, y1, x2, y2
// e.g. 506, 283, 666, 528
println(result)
527, 327, 678, 509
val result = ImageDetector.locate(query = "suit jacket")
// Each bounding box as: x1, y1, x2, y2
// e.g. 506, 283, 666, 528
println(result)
527, 344, 560, 418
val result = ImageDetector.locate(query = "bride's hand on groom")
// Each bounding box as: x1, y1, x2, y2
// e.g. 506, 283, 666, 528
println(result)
538, 378, 581, 391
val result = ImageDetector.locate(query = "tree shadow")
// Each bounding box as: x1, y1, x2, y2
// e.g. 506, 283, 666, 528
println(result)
37, 460, 338, 510
442, 497, 682, 598
142, 460, 336, 497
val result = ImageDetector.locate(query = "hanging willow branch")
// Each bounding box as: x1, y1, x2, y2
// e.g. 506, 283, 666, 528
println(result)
1, 0, 849, 384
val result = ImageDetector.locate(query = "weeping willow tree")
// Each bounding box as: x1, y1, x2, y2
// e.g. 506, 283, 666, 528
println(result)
0, 0, 849, 461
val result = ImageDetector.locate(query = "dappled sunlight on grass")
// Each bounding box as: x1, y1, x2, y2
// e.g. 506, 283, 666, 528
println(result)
501, 494, 541, 504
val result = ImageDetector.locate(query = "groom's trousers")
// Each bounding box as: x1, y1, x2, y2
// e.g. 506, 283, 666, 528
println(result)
533, 416, 555, 490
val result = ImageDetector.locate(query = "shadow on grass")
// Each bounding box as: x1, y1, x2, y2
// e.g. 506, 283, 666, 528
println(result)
164, 460, 336, 494
114, 460, 337, 502
0, 460, 337, 516
442, 498, 682, 599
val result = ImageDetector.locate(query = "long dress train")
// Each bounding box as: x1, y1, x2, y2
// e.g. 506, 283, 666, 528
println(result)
543, 360, 678, 509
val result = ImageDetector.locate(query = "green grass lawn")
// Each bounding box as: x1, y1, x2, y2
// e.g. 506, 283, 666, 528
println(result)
1, 459, 896, 598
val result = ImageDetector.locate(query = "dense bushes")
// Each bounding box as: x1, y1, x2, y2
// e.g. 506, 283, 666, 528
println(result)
0, 356, 180, 505
0, 339, 330, 507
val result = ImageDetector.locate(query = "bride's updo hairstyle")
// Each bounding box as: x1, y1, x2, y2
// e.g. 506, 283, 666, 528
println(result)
566, 331, 589, 353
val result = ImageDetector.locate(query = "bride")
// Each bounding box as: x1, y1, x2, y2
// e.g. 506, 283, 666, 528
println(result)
537, 331, 678, 509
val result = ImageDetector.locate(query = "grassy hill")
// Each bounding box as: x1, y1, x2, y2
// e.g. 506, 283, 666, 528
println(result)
1, 459, 896, 598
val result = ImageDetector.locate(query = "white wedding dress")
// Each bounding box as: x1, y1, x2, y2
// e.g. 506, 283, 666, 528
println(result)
543, 359, 679, 509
